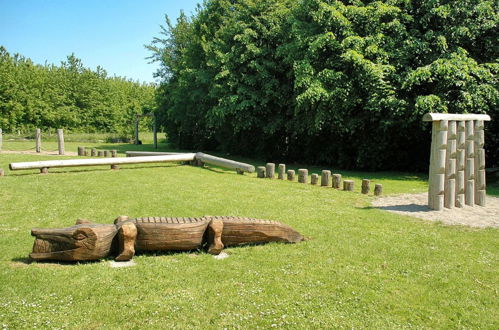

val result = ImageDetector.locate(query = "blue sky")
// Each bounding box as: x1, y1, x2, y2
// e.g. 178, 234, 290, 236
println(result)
0, 0, 201, 83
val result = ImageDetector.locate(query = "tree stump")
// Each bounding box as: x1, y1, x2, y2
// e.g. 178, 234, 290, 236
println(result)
361, 179, 370, 194
104, 150, 110, 158
98, 151, 104, 157
374, 184, 383, 196
343, 180, 354, 191
321, 170, 331, 187
91, 148, 97, 157
78, 146, 85, 156
278, 164, 286, 180
332, 174, 342, 188
311, 173, 319, 185
266, 163, 275, 179
111, 164, 119, 170
257, 166, 266, 178
298, 169, 308, 184
287, 170, 295, 181
111, 150, 117, 157
40, 167, 48, 174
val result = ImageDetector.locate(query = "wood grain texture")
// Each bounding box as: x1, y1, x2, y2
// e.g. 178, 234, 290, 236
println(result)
321, 170, 331, 187
332, 174, 341, 189
287, 170, 295, 181
298, 169, 308, 183
266, 163, 275, 179
278, 164, 286, 180
343, 180, 354, 191
257, 166, 266, 178
361, 179, 370, 194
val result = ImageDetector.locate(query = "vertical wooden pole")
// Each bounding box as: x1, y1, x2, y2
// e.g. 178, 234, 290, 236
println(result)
0, 128, 3, 153
361, 179, 370, 194
428, 120, 447, 210
57, 129, 65, 155
332, 174, 341, 189
153, 114, 158, 149
465, 121, 475, 206
474, 120, 486, 206
298, 169, 308, 183
135, 115, 140, 145
35, 128, 41, 153
321, 170, 331, 187
266, 163, 275, 179
455, 121, 466, 207
444, 121, 456, 208
287, 170, 295, 181
278, 164, 286, 180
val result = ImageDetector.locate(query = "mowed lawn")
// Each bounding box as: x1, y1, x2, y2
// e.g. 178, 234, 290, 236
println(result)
0, 142, 498, 328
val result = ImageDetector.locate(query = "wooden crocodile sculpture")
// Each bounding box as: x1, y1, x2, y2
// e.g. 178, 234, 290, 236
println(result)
29, 216, 303, 261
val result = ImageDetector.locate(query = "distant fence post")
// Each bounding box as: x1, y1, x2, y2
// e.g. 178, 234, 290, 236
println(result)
135, 115, 140, 145
57, 129, 65, 155
35, 128, 41, 153
153, 114, 158, 149
0, 128, 3, 153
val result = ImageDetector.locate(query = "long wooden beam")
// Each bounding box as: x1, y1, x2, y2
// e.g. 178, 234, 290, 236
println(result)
195, 152, 255, 173
125, 151, 184, 157
9, 154, 196, 171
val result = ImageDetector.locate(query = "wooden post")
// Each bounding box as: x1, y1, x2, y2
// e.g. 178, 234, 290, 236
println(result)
257, 166, 266, 178
287, 170, 295, 181
135, 115, 140, 145
278, 164, 286, 180
111, 150, 117, 157
444, 121, 457, 208
0, 128, 3, 153
298, 169, 308, 183
57, 129, 65, 155
85, 150, 89, 156
266, 163, 275, 179
343, 180, 354, 191
332, 174, 341, 188
40, 167, 48, 174
153, 114, 158, 149
98, 151, 104, 157
35, 128, 41, 153
428, 120, 448, 210
111, 164, 119, 170
77, 146, 85, 156
456, 121, 466, 207
104, 150, 110, 158
361, 179, 370, 194
374, 184, 383, 196
0, 168, 4, 177
474, 120, 486, 206
465, 120, 475, 206
311, 173, 319, 185
91, 148, 97, 157
321, 170, 331, 187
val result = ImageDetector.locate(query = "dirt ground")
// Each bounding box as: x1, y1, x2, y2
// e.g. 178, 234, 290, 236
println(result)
372, 192, 499, 228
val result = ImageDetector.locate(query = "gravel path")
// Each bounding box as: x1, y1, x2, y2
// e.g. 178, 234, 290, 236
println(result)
372, 192, 499, 228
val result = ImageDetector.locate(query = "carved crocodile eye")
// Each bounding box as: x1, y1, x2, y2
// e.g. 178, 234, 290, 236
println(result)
74, 232, 87, 240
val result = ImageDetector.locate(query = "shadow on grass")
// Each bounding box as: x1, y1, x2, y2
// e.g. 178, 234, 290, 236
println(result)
372, 204, 431, 213
10, 257, 100, 267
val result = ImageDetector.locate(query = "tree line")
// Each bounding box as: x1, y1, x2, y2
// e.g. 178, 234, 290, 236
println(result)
0, 46, 156, 136
149, 0, 498, 170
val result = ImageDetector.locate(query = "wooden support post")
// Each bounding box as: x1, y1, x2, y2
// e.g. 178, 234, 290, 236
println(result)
266, 163, 275, 179
57, 129, 64, 155
444, 121, 457, 208
111, 150, 117, 157
465, 121, 475, 206
321, 170, 331, 187
474, 120, 486, 206
104, 150, 110, 158
332, 174, 341, 189
456, 121, 465, 207
311, 173, 319, 185
343, 180, 354, 191
374, 184, 383, 196
153, 114, 158, 149
91, 148, 97, 157
278, 164, 286, 180
287, 170, 295, 181
77, 146, 85, 156
98, 151, 104, 157
0, 168, 4, 177
298, 169, 308, 183
135, 116, 140, 145
428, 120, 448, 210
35, 128, 41, 153
257, 166, 266, 178
40, 167, 48, 174
361, 179, 370, 194
111, 164, 119, 170
0, 128, 3, 153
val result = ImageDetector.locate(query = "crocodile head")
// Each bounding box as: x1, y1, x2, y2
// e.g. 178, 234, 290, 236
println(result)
30, 223, 118, 261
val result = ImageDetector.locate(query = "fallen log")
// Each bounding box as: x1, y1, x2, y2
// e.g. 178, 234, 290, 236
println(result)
195, 152, 255, 173
9, 154, 196, 171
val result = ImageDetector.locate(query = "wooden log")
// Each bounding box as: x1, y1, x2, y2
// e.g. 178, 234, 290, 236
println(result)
445, 178, 456, 209
84, 150, 89, 156
287, 170, 295, 181
311, 173, 319, 185
266, 163, 275, 179
332, 174, 341, 188
321, 170, 331, 187
35, 128, 41, 153
343, 180, 354, 191
126, 151, 184, 157
374, 184, 383, 196
361, 179, 370, 194
476, 190, 486, 207
298, 169, 308, 183
40, 167, 48, 174
104, 150, 110, 158
195, 152, 255, 173
465, 180, 475, 206
474, 120, 486, 206
428, 120, 447, 210
111, 164, 119, 170
444, 121, 457, 208
278, 164, 286, 180
111, 150, 117, 157
78, 146, 85, 156
456, 170, 465, 208
57, 129, 64, 155
257, 166, 266, 178
0, 168, 4, 177
236, 169, 244, 175
91, 148, 97, 157
98, 151, 104, 157
423, 113, 491, 122
9, 154, 197, 171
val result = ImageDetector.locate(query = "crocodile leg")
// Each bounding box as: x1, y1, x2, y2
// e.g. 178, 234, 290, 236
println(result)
115, 221, 137, 261
207, 219, 224, 255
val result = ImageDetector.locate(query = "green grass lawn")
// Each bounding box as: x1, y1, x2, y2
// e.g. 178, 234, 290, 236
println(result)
0, 139, 498, 328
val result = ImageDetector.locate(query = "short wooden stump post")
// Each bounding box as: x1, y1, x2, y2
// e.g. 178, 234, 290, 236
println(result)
321, 170, 331, 187
35, 128, 41, 153
287, 170, 295, 181
257, 166, 266, 178
91, 148, 97, 157
343, 180, 354, 191
111, 164, 119, 170
311, 173, 319, 185
40, 167, 48, 174
278, 164, 286, 180
298, 169, 308, 184
236, 168, 244, 175
98, 151, 104, 157
332, 174, 342, 188
266, 163, 275, 179
374, 184, 383, 196
361, 179, 370, 194
57, 129, 65, 155
104, 150, 110, 158
77, 146, 85, 156
84, 150, 89, 156
111, 150, 117, 157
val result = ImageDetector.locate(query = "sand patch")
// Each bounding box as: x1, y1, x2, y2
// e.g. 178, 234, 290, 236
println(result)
372, 193, 499, 228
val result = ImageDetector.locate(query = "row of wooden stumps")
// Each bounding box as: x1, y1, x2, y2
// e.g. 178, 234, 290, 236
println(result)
256, 163, 382, 196
424, 113, 491, 210
77, 147, 118, 158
